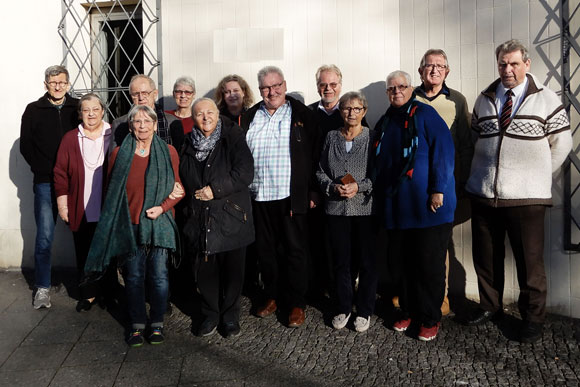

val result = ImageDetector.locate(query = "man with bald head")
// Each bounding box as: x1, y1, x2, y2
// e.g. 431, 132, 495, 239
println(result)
112, 74, 184, 150
240, 66, 321, 328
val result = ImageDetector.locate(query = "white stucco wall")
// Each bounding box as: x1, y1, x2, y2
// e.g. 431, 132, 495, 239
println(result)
0, 1, 76, 270
1, 0, 578, 317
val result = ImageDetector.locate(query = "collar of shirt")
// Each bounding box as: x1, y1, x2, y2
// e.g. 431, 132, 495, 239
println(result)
415, 82, 450, 101
317, 100, 340, 116
258, 100, 291, 119
495, 76, 528, 118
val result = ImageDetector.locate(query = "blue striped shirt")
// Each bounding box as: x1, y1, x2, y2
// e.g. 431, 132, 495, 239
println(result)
246, 102, 292, 201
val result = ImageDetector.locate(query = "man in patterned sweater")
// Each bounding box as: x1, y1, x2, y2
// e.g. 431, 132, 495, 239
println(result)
465, 40, 572, 343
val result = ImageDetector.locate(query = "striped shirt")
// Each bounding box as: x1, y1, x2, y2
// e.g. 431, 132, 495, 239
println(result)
246, 102, 292, 201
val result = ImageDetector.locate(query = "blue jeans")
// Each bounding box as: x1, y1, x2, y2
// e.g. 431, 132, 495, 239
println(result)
123, 246, 169, 329
33, 183, 57, 289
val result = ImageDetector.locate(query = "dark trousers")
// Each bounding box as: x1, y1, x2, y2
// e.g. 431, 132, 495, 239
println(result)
73, 220, 98, 300
197, 247, 246, 324
471, 202, 547, 323
253, 198, 309, 309
389, 223, 452, 327
74, 219, 118, 301
327, 215, 377, 318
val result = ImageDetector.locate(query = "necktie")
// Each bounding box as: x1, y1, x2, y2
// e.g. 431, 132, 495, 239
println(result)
499, 89, 513, 131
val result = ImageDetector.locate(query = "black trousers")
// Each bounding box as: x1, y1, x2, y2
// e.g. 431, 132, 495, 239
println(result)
252, 198, 309, 309
389, 223, 452, 327
471, 202, 547, 323
327, 215, 377, 318
73, 220, 99, 300
197, 247, 246, 323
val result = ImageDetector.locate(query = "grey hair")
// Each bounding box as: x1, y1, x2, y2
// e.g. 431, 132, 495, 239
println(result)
386, 70, 412, 86
257, 66, 284, 86
129, 74, 156, 91
419, 49, 449, 69
78, 93, 105, 113
495, 39, 529, 62
191, 97, 218, 114
338, 91, 368, 110
45, 65, 69, 83
128, 104, 157, 126
173, 76, 196, 93
315, 64, 343, 85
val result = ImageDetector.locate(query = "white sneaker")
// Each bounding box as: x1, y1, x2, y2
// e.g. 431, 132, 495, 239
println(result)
354, 316, 370, 332
33, 288, 51, 309
332, 313, 351, 330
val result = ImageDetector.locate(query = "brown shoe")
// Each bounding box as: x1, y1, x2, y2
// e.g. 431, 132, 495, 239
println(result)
440, 296, 450, 316
392, 296, 400, 308
256, 299, 277, 318
288, 307, 305, 328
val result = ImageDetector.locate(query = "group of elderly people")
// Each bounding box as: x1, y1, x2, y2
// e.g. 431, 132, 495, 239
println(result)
31, 39, 570, 347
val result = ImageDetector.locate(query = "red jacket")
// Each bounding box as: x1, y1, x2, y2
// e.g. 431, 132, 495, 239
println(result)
53, 125, 112, 231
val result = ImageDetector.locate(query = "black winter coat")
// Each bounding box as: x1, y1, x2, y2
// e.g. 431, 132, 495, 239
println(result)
240, 95, 321, 214
179, 117, 255, 256
20, 93, 81, 183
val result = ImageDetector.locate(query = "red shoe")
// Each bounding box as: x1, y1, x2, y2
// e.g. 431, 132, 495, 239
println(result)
418, 323, 440, 341
393, 318, 411, 332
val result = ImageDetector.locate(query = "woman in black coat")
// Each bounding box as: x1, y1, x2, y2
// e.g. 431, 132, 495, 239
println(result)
179, 98, 254, 338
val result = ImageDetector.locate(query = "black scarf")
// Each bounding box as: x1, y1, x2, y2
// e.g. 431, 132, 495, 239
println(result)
376, 93, 419, 196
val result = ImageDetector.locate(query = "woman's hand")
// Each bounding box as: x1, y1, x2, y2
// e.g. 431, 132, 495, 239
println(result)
194, 186, 214, 201
145, 206, 164, 219
336, 182, 358, 199
168, 182, 184, 200
429, 193, 444, 213
56, 195, 69, 223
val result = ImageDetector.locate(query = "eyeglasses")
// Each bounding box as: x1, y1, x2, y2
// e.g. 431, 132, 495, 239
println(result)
259, 82, 284, 93
318, 82, 340, 89
423, 64, 447, 71
341, 107, 365, 114
46, 81, 68, 88
174, 90, 194, 96
387, 85, 411, 94
131, 119, 155, 126
130, 90, 154, 98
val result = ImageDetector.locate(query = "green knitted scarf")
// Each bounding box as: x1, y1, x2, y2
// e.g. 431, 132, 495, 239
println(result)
84, 133, 178, 277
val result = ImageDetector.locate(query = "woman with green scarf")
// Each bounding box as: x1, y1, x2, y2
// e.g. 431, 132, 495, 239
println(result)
85, 104, 183, 347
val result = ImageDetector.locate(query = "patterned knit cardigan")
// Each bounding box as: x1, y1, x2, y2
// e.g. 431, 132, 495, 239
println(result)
466, 73, 572, 207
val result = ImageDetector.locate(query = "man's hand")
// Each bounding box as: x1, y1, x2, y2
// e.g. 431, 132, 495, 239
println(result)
168, 182, 184, 200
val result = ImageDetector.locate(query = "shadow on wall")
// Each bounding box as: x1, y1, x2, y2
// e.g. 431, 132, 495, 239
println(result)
8, 139, 75, 284
360, 81, 389, 129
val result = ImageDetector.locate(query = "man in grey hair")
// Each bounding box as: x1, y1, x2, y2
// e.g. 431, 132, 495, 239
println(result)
20, 65, 80, 309
240, 66, 321, 328
464, 40, 572, 343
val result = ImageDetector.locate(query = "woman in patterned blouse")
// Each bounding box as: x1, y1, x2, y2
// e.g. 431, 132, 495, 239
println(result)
316, 91, 377, 333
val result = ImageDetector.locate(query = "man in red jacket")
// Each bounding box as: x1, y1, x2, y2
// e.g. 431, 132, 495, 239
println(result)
20, 65, 80, 309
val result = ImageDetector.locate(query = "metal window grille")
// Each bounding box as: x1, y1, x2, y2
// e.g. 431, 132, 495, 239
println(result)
58, 0, 162, 121
562, 0, 580, 251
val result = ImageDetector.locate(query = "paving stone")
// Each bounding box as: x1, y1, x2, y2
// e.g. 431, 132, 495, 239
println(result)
115, 358, 181, 386
50, 363, 121, 387
22, 319, 87, 346
1, 343, 72, 371
63, 340, 127, 366
0, 369, 56, 387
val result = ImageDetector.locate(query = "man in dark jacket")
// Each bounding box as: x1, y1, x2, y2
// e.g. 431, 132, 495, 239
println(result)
112, 74, 184, 150
240, 66, 321, 328
20, 65, 80, 309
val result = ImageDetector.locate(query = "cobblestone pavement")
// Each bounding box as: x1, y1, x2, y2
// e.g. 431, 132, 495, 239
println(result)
1, 270, 580, 386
